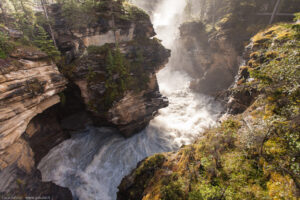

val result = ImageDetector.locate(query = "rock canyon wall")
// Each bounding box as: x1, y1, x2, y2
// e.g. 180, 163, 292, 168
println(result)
0, 1, 170, 197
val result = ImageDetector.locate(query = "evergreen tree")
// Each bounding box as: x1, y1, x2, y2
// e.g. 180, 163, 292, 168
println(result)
40, 0, 58, 49
34, 25, 60, 59
106, 49, 114, 76
114, 47, 129, 91
104, 46, 130, 106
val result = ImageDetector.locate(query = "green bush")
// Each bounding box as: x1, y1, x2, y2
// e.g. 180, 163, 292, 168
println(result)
104, 46, 130, 106
61, 0, 97, 29
294, 12, 300, 21
161, 180, 184, 200
87, 44, 110, 55
135, 154, 165, 176
86, 42, 151, 108
0, 32, 14, 59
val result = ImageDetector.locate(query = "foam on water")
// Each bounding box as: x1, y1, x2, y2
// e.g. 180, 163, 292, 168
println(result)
38, 67, 221, 200
38, 0, 222, 199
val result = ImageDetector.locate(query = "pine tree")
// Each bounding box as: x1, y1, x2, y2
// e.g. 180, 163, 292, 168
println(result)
34, 25, 60, 59
114, 47, 129, 91
114, 48, 126, 75
104, 46, 130, 106
40, 0, 58, 49
106, 49, 114, 76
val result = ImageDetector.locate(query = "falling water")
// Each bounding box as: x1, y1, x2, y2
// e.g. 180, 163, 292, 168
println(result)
38, 0, 222, 199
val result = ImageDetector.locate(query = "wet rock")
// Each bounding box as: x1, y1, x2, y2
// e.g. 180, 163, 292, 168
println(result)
0, 135, 72, 199
227, 86, 259, 114
0, 138, 34, 174
0, 166, 72, 200
108, 91, 168, 137
25, 108, 71, 164
60, 112, 92, 132
177, 21, 240, 95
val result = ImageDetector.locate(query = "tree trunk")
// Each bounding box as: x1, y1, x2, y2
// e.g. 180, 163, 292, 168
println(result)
269, 0, 281, 24
40, 0, 58, 49
109, 1, 118, 46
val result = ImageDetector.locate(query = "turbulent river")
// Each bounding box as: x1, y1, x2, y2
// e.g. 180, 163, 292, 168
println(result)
38, 0, 222, 199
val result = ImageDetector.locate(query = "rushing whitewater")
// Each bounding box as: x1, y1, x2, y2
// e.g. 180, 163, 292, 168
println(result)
38, 0, 222, 199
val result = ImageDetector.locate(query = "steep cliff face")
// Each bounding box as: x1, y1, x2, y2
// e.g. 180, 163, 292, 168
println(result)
178, 21, 239, 95
0, 1, 170, 197
49, 2, 170, 137
118, 21, 300, 200
0, 1, 171, 198
0, 40, 71, 197
177, 0, 299, 95
130, 0, 160, 14
0, 47, 66, 152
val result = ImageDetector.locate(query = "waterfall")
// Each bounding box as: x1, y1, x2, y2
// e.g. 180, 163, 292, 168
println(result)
38, 1, 222, 199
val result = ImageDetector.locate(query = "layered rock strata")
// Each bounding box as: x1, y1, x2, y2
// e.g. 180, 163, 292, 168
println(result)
0, 46, 70, 197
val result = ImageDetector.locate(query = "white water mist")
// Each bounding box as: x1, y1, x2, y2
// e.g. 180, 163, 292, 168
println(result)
38, 1, 222, 199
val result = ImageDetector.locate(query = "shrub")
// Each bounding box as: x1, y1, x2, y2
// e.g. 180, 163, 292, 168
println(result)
0, 31, 14, 59
104, 46, 130, 106
161, 180, 184, 200
294, 12, 300, 21
61, 0, 97, 29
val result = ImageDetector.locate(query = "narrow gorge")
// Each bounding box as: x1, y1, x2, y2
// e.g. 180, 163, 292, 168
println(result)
38, 0, 222, 199
0, 0, 299, 200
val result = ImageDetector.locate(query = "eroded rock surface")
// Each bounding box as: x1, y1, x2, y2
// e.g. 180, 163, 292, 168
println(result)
0, 47, 66, 153
176, 0, 298, 96
0, 46, 70, 197
118, 21, 300, 200
177, 21, 241, 95
49, 2, 170, 137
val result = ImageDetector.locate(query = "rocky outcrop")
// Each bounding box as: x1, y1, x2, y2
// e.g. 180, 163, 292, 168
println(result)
178, 21, 240, 95
49, 2, 170, 137
0, 136, 72, 200
108, 88, 168, 137
0, 44, 70, 197
0, 0, 170, 198
118, 21, 300, 200
0, 46, 66, 156
177, 0, 299, 95
25, 106, 71, 164
130, 0, 160, 14
48, 2, 157, 64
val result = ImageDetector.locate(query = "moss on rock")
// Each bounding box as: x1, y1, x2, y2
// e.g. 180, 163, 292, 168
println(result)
118, 21, 300, 200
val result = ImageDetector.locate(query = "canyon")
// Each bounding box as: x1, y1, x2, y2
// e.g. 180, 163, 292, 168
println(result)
0, 0, 299, 199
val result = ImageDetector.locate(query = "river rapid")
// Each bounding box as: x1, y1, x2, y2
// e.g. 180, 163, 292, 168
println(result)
38, 0, 222, 199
